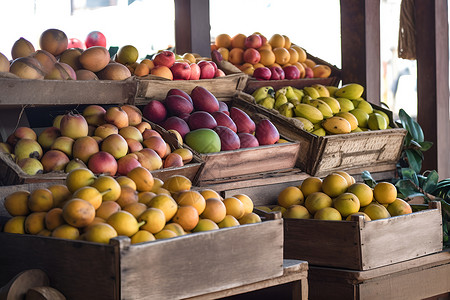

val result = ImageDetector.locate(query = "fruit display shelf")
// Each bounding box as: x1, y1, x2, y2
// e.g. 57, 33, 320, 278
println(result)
237, 91, 408, 177
0, 76, 138, 106
136, 73, 248, 100
220, 181, 443, 271
0, 182, 284, 300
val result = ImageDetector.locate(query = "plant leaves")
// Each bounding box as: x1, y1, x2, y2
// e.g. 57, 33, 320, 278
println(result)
361, 171, 377, 188
423, 170, 439, 193
399, 109, 424, 142
405, 149, 422, 173
395, 179, 421, 198
418, 141, 433, 151
400, 168, 419, 185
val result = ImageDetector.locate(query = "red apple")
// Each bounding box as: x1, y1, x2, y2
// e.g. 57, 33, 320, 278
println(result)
269, 66, 285, 80
72, 136, 100, 163
255, 119, 280, 145
214, 69, 226, 77
85, 31, 106, 48
189, 63, 201, 80
153, 50, 175, 68
243, 48, 261, 64
209, 61, 218, 73
188, 111, 217, 130
244, 34, 262, 49
68, 38, 85, 50
283, 65, 301, 80
117, 154, 142, 176
40, 150, 70, 172
125, 138, 144, 153
211, 111, 237, 132
253, 67, 272, 80
101, 133, 129, 159
87, 151, 118, 175
214, 126, 240, 151
170, 61, 191, 80
199, 61, 215, 79
238, 132, 260, 148
142, 100, 167, 124
304, 66, 314, 78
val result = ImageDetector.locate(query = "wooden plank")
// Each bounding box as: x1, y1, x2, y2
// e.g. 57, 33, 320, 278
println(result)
118, 220, 283, 299
415, 0, 450, 178
0, 77, 138, 106
340, 0, 381, 104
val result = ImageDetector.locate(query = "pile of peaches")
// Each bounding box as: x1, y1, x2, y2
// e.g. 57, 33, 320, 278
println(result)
211, 33, 332, 81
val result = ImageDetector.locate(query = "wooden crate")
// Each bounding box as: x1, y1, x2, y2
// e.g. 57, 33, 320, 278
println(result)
243, 52, 341, 95
0, 214, 283, 300
308, 250, 450, 300
136, 73, 248, 100
237, 92, 408, 177
0, 77, 138, 106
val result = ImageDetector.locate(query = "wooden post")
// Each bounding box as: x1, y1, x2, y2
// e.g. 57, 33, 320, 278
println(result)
415, 0, 450, 178
340, 0, 381, 104
174, 0, 211, 57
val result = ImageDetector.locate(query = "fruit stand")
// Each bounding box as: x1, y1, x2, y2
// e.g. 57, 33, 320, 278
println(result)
0, 2, 450, 299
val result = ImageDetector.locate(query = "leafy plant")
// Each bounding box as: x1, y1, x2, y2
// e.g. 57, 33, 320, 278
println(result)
396, 109, 433, 174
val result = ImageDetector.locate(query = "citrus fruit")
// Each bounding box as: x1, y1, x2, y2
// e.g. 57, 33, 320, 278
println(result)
51, 224, 80, 240
333, 192, 360, 217
4, 190, 30, 216
222, 197, 245, 219
172, 205, 199, 231
282, 205, 310, 219
304, 192, 333, 215
148, 194, 178, 221
218, 215, 240, 228
387, 198, 413, 216
321, 173, 349, 197
131, 230, 155, 244
363, 203, 391, 220
84, 223, 118, 244
314, 207, 342, 220
62, 198, 96, 228
239, 212, 262, 224
176, 191, 206, 215
277, 186, 304, 208
193, 218, 219, 232
300, 177, 322, 197
373, 182, 397, 204
347, 183, 374, 207
200, 198, 226, 223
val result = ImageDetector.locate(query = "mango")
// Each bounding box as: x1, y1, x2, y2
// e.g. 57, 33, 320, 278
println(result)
185, 128, 221, 153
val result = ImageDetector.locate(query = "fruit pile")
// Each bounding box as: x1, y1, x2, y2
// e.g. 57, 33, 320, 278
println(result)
257, 170, 412, 221
142, 86, 281, 153
2, 170, 261, 244
0, 103, 194, 176
211, 33, 332, 80
252, 83, 391, 135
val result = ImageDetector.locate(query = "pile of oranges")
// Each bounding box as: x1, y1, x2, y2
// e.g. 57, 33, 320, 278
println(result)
211, 33, 332, 79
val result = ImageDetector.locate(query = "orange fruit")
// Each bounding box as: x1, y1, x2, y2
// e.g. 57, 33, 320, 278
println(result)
305, 192, 333, 215
321, 173, 349, 198
239, 212, 262, 224
347, 183, 374, 207
127, 166, 154, 192
72, 186, 103, 210
62, 198, 96, 228
269, 34, 285, 49
231, 33, 247, 49
218, 215, 240, 228
163, 222, 186, 236
200, 198, 227, 223
91, 175, 121, 202
4, 190, 30, 216
282, 35, 291, 48
140, 58, 155, 70
300, 177, 323, 197
228, 48, 244, 65
291, 45, 307, 63
151, 65, 173, 80
273, 47, 290, 65
24, 212, 46, 234
48, 184, 72, 208
222, 197, 245, 219
282, 205, 311, 219
233, 194, 254, 215
133, 63, 150, 77
287, 48, 299, 64
387, 198, 413, 216
131, 230, 155, 244
176, 190, 206, 215
51, 224, 80, 240
304, 58, 316, 68
373, 182, 397, 204
193, 219, 219, 232
95, 201, 121, 220
278, 186, 304, 208
199, 189, 222, 201
215, 33, 232, 49
172, 205, 199, 231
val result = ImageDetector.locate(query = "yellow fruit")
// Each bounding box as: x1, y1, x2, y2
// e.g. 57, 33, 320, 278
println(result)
4, 190, 30, 216
321, 173, 349, 198
91, 175, 121, 202
334, 83, 364, 100
322, 116, 352, 134
155, 229, 178, 239
294, 117, 314, 132
273, 47, 290, 65
3, 216, 26, 234
333, 192, 360, 217
311, 127, 326, 136
138, 207, 166, 234
239, 212, 262, 224
352, 99, 373, 114
127, 167, 154, 192
200, 198, 226, 223
162, 175, 192, 194
255, 206, 272, 213
335, 111, 359, 131
51, 224, 80, 240
106, 210, 142, 237
287, 48, 298, 64
62, 198, 96, 228
172, 205, 199, 231
147, 194, 178, 222
291, 45, 307, 62
318, 97, 340, 114
346, 212, 371, 221
176, 191, 206, 215
222, 197, 245, 219
271, 205, 286, 215
363, 203, 391, 220
193, 218, 219, 232
66, 168, 96, 194
373, 182, 398, 204
350, 108, 370, 128
269, 34, 285, 48
373, 109, 390, 126
336, 98, 355, 112
347, 183, 374, 207
259, 49, 276, 66
131, 230, 155, 244
72, 186, 103, 210
116, 45, 139, 65
300, 177, 323, 197
28, 188, 54, 212
303, 87, 321, 99
333, 171, 355, 187
45, 208, 65, 231
277, 186, 304, 208
95, 201, 121, 220
218, 215, 240, 228
307, 99, 334, 118
84, 223, 118, 244
368, 113, 388, 130
293, 103, 323, 124
116, 176, 137, 190
48, 184, 72, 208
233, 194, 254, 216
325, 86, 339, 97
304, 192, 333, 215
387, 198, 413, 216
314, 207, 342, 220
24, 212, 46, 234
215, 33, 232, 48
163, 222, 186, 236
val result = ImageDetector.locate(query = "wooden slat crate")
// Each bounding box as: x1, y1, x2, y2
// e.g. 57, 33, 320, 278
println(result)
308, 250, 450, 300
237, 92, 408, 177
136, 73, 248, 100
0, 77, 138, 106
243, 52, 342, 95
0, 207, 283, 299
221, 182, 443, 271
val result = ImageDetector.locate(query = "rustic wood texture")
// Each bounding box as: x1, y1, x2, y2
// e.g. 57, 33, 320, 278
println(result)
0, 234, 118, 300
0, 77, 138, 106
116, 219, 283, 299
135, 73, 248, 101
309, 250, 450, 300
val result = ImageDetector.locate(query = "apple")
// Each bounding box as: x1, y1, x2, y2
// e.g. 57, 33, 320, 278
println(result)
163, 153, 184, 168
269, 66, 285, 80
104, 106, 129, 129
199, 61, 215, 79
165, 94, 194, 117
253, 67, 272, 80
166, 88, 193, 104
87, 151, 118, 175
68, 38, 85, 50
214, 69, 226, 77
230, 107, 256, 134
211, 111, 237, 132
40, 150, 70, 172
101, 133, 129, 159
94, 123, 119, 139
283, 65, 301, 80
244, 34, 262, 49
153, 50, 175, 68
170, 61, 191, 80
209, 61, 218, 73
243, 48, 261, 65
304, 66, 314, 78
255, 119, 280, 145
72, 136, 100, 164
142, 129, 162, 140
139, 148, 163, 170
142, 136, 167, 158
117, 154, 142, 176
85, 31, 106, 48
125, 137, 144, 153
189, 63, 201, 80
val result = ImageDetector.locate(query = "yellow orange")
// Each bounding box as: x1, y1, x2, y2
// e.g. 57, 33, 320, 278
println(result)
134, 63, 150, 77
199, 188, 222, 201
131, 230, 155, 244
172, 205, 199, 231
233, 194, 254, 216
300, 177, 323, 198
273, 47, 290, 65
162, 175, 192, 194
282, 205, 310, 219
222, 197, 245, 219
193, 218, 220, 232
291, 45, 307, 63
4, 190, 30, 216
215, 33, 232, 49
304, 58, 316, 68
163, 222, 186, 236
200, 198, 227, 223
155, 229, 177, 239
91, 175, 121, 202
239, 212, 262, 224
3, 216, 26, 234
347, 183, 374, 207
387, 198, 413, 216
321, 173, 349, 198
151, 65, 173, 80
176, 190, 206, 215
231, 33, 246, 49
228, 48, 244, 65
373, 182, 397, 204
287, 48, 299, 64
278, 186, 304, 208
282, 35, 291, 48
269, 34, 285, 49
218, 215, 240, 228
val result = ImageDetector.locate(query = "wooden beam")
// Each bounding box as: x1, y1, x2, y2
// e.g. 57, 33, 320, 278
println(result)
415, 0, 450, 177
340, 0, 381, 104
174, 0, 211, 57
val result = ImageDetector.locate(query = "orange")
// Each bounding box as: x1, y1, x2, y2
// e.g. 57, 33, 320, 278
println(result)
233, 194, 254, 215
172, 205, 199, 231
287, 48, 299, 64
193, 219, 219, 232
387, 198, 413, 216
218, 215, 240, 228
291, 45, 307, 63
273, 47, 290, 65
176, 191, 206, 215
333, 171, 355, 187
258, 43, 272, 51
373, 182, 397, 204
199, 189, 222, 201
151, 65, 173, 80
277, 186, 304, 208
127, 166, 154, 192
269, 34, 285, 49
347, 183, 374, 207
282, 205, 310, 219
231, 33, 247, 49
134, 63, 150, 77
259, 49, 275, 67
222, 197, 245, 219
200, 198, 227, 223
72, 186, 103, 210
321, 173, 349, 198
51, 224, 80, 240
215, 33, 232, 49
239, 212, 262, 224
282, 35, 291, 48
304, 58, 316, 68
62, 198, 96, 228
300, 177, 323, 198
48, 184, 72, 208
228, 48, 244, 65
148, 194, 178, 221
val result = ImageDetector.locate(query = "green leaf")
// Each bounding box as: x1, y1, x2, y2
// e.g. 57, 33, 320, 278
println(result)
361, 171, 377, 188
405, 149, 422, 173
395, 179, 421, 198
403, 132, 412, 147
418, 141, 433, 151
399, 109, 424, 142
400, 168, 419, 185
423, 170, 439, 193
410, 140, 422, 149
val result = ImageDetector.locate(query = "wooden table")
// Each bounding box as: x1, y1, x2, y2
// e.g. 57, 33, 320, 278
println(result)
308, 250, 450, 300
186, 259, 308, 300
